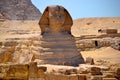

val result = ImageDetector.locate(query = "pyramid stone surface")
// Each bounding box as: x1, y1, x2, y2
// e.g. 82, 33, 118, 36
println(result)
37, 5, 84, 66
0, 0, 41, 20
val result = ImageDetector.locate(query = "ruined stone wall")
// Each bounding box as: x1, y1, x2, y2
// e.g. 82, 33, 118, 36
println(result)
0, 0, 41, 20
0, 62, 119, 80
76, 37, 120, 51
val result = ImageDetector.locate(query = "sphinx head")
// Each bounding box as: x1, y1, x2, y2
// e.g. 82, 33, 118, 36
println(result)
39, 5, 73, 35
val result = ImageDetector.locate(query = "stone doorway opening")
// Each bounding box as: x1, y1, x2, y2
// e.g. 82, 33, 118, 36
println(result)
95, 40, 99, 48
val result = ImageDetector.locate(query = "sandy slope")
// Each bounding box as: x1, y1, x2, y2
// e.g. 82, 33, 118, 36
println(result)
72, 18, 120, 37
81, 47, 120, 65
0, 20, 40, 41
1, 18, 120, 40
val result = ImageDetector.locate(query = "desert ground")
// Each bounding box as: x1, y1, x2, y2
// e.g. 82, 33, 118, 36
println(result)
81, 47, 120, 66
72, 18, 120, 36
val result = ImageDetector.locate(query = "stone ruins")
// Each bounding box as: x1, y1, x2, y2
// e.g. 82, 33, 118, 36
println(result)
38, 5, 84, 66
0, 3, 120, 80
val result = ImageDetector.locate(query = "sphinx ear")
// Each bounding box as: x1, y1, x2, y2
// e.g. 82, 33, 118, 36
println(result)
39, 6, 49, 35
64, 8, 73, 34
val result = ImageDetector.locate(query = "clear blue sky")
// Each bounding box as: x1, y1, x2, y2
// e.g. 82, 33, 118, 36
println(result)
31, 0, 120, 19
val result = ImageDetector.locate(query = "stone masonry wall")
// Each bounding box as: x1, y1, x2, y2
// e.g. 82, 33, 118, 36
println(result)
76, 37, 120, 51
0, 62, 119, 80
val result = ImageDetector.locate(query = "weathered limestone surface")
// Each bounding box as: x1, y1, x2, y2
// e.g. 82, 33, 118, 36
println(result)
76, 37, 120, 51
115, 67, 120, 80
85, 57, 94, 65
33, 33, 84, 66
111, 39, 120, 51
29, 62, 38, 80
45, 73, 86, 80
38, 5, 84, 66
0, 63, 119, 80
0, 64, 28, 79
0, 0, 41, 20
0, 45, 15, 63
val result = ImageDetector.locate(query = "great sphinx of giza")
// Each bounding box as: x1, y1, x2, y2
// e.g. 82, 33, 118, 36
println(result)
36, 5, 84, 66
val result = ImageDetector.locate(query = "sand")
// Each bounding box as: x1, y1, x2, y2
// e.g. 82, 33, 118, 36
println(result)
81, 47, 120, 65
72, 18, 120, 37
0, 20, 40, 41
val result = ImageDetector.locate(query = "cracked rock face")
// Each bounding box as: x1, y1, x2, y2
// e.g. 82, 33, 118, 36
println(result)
0, 0, 41, 20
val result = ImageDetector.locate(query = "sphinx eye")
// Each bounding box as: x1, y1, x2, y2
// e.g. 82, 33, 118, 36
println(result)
57, 15, 61, 18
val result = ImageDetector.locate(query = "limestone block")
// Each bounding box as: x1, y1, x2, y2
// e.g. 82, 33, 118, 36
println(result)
76, 40, 96, 50
69, 68, 78, 74
13, 48, 33, 64
45, 73, 69, 80
6, 64, 28, 79
0, 64, 10, 79
0, 64, 28, 79
0, 49, 12, 63
52, 67, 78, 75
56, 68, 71, 75
78, 74, 87, 80
45, 73, 55, 80
38, 66, 47, 72
98, 40, 111, 47
89, 67, 101, 73
63, 69, 71, 75
4, 41, 18, 47
88, 67, 102, 75
29, 62, 38, 80
78, 67, 89, 74
79, 64, 108, 75
103, 78, 117, 80
103, 72, 115, 78
37, 66, 46, 78
3, 51, 12, 63
115, 67, 120, 79
90, 75, 103, 80
57, 68, 67, 74
7, 47, 15, 53
106, 29, 118, 34
111, 40, 120, 50
86, 57, 94, 65
69, 74, 78, 80
37, 69, 45, 78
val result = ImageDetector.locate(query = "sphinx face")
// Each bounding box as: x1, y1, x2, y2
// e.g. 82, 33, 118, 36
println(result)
49, 6, 66, 32
39, 5, 73, 35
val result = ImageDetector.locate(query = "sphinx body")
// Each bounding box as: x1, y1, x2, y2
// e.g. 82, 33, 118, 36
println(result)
35, 5, 84, 66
